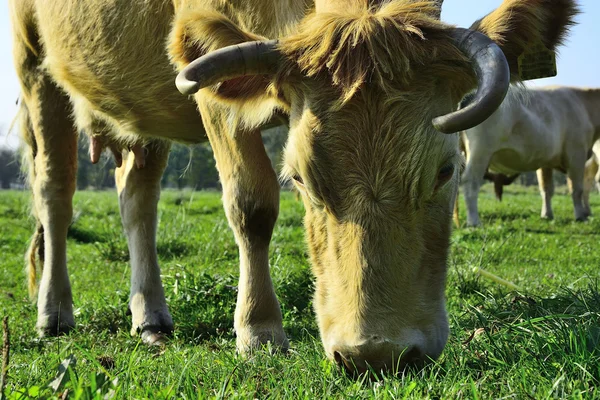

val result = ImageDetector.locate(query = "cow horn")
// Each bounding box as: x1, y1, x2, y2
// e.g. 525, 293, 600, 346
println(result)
176, 40, 281, 95
432, 28, 510, 134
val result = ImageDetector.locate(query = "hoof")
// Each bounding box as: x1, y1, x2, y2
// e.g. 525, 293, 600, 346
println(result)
466, 218, 481, 227
236, 326, 289, 356
575, 216, 588, 223
37, 318, 75, 338
141, 328, 170, 346
541, 214, 554, 220
134, 323, 173, 346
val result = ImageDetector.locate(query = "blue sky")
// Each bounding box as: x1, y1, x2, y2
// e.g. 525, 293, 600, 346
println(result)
1, 0, 598, 149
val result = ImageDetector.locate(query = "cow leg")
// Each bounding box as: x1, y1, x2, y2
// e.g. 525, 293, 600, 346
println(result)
16, 69, 77, 336
596, 163, 600, 194
115, 140, 173, 344
566, 158, 588, 222
462, 152, 490, 227
536, 168, 554, 220
582, 185, 591, 218
198, 100, 287, 354
582, 156, 598, 217
595, 145, 600, 193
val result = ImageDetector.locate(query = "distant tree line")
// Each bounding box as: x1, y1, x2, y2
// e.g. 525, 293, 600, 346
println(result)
0, 126, 288, 191
0, 147, 23, 188
0, 125, 568, 191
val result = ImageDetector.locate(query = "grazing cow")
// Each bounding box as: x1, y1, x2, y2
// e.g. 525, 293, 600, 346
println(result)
10, 0, 576, 374
462, 85, 599, 226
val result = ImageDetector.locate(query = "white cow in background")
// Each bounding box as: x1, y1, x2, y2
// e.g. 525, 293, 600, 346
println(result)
461, 86, 600, 226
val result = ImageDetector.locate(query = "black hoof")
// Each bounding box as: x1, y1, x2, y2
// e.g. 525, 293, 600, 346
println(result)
37, 321, 75, 338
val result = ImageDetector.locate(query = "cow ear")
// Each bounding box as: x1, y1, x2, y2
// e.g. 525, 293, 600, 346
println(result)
469, 0, 578, 80
168, 10, 274, 102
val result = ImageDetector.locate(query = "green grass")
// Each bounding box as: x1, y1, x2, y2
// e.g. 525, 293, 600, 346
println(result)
0, 185, 599, 399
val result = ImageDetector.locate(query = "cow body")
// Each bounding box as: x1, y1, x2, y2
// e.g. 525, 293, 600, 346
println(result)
18, 0, 307, 143
462, 86, 600, 226
10, 0, 576, 374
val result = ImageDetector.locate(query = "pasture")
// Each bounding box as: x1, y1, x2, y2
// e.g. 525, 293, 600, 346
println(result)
0, 186, 599, 398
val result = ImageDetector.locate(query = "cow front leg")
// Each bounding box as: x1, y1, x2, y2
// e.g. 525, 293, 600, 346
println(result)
461, 151, 490, 227
115, 140, 173, 344
198, 100, 288, 354
536, 168, 555, 220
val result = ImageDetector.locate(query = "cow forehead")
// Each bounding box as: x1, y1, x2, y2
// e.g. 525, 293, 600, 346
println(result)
286, 92, 458, 214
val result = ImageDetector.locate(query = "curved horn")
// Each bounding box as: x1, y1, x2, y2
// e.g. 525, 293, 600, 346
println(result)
432, 28, 510, 134
176, 40, 281, 95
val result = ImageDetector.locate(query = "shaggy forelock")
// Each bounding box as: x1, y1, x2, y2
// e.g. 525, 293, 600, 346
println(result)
278, 1, 470, 103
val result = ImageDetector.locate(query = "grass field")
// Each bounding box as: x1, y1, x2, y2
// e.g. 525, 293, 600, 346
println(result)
0, 185, 599, 399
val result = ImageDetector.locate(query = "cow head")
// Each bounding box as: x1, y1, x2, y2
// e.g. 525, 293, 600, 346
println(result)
170, 0, 577, 374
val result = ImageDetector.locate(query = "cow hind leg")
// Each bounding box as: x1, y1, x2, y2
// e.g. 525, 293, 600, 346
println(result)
16, 64, 78, 336
566, 157, 588, 222
536, 168, 554, 220
115, 140, 173, 345
198, 99, 287, 354
582, 156, 598, 217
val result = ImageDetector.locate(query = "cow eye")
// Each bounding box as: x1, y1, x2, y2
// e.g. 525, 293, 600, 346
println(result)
292, 174, 304, 186
436, 164, 454, 189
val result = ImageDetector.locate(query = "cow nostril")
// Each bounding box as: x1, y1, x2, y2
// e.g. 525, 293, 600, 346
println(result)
333, 351, 343, 366
396, 346, 424, 372
402, 346, 423, 363
333, 351, 365, 376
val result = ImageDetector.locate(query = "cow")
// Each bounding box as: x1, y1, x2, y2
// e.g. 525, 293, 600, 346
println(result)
461, 85, 599, 227
10, 0, 577, 374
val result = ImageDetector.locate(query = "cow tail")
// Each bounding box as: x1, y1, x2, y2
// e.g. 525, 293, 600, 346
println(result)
10, 0, 46, 300
17, 98, 44, 300
26, 223, 44, 299
493, 178, 503, 202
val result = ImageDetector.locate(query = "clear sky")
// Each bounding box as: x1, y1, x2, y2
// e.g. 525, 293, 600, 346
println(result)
0, 0, 598, 150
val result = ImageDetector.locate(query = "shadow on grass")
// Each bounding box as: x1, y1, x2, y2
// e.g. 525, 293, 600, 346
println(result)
68, 225, 106, 244
450, 284, 600, 377
480, 211, 532, 223
277, 213, 304, 228
183, 205, 224, 216
157, 240, 194, 260
161, 267, 318, 344
522, 227, 557, 235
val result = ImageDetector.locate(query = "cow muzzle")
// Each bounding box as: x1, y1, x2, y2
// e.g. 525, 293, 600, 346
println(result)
331, 339, 425, 376
326, 320, 449, 377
